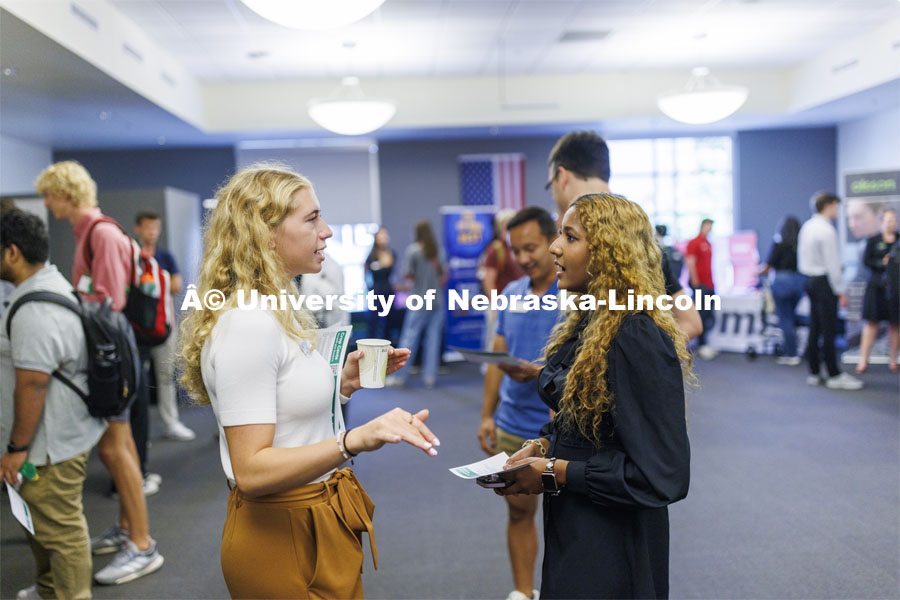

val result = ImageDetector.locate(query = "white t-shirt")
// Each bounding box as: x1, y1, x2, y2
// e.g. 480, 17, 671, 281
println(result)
201, 308, 336, 483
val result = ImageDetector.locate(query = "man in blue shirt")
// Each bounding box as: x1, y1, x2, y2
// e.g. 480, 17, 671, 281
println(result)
478, 207, 560, 600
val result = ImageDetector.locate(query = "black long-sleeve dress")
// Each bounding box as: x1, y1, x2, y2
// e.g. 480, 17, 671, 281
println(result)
861, 232, 899, 323
537, 313, 690, 599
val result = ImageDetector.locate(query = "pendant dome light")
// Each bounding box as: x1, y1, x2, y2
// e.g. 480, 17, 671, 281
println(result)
657, 67, 748, 125
240, 0, 386, 30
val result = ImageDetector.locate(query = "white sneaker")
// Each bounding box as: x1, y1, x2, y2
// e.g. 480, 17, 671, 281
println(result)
16, 585, 41, 599
825, 372, 864, 390
776, 356, 802, 366
385, 375, 405, 388
505, 590, 540, 600
698, 345, 719, 360
94, 539, 164, 585
91, 525, 129, 555
142, 474, 161, 497
164, 422, 196, 441
806, 375, 823, 386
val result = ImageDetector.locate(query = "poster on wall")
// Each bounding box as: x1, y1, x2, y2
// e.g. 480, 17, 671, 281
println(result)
441, 206, 494, 351
840, 170, 900, 326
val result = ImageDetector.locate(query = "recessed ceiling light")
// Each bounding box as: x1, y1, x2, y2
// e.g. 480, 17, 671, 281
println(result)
2, 67, 18, 76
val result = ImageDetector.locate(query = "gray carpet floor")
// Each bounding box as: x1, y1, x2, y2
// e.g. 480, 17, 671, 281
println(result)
1, 354, 898, 599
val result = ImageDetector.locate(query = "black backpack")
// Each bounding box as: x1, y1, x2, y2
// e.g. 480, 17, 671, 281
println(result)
5, 291, 140, 418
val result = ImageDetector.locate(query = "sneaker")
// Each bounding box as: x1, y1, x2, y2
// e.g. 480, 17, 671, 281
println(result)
16, 585, 41, 600
424, 377, 436, 389
825, 372, 864, 391
385, 375, 405, 388
698, 345, 719, 360
776, 356, 802, 366
142, 474, 161, 497
505, 590, 540, 600
94, 539, 164, 585
91, 525, 129, 555
806, 374, 823, 386
164, 422, 196, 441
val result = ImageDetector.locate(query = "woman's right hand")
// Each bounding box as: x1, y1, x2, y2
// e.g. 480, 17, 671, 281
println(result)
344, 408, 439, 457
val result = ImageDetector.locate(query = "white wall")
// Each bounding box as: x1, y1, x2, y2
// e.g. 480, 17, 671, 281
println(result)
0, 135, 52, 195
837, 106, 900, 194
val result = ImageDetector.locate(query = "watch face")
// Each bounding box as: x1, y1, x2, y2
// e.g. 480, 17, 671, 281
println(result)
541, 472, 557, 492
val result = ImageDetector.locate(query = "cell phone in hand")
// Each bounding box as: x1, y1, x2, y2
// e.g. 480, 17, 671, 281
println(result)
476, 473, 513, 489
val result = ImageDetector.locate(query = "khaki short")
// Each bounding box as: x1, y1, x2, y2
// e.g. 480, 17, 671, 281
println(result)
494, 426, 527, 457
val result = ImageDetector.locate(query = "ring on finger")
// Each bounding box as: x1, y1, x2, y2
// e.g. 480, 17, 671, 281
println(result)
408, 413, 414, 425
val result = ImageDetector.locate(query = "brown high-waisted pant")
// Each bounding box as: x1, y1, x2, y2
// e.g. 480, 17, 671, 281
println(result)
221, 468, 377, 599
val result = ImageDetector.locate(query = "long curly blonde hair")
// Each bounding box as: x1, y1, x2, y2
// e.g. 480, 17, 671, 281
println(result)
179, 164, 318, 406
544, 193, 693, 445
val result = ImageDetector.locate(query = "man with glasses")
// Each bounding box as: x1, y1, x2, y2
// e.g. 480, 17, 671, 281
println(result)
545, 131, 702, 340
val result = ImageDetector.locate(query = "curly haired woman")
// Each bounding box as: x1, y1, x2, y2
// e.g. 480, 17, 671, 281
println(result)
179, 165, 439, 599
498, 193, 692, 599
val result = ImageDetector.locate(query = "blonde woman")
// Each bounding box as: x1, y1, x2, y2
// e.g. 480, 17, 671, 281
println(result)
179, 165, 440, 599
498, 194, 692, 599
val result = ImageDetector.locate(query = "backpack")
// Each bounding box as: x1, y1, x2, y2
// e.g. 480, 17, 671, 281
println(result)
5, 291, 140, 418
85, 216, 172, 347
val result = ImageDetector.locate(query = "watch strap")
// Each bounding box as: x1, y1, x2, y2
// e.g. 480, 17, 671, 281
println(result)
7, 441, 29, 454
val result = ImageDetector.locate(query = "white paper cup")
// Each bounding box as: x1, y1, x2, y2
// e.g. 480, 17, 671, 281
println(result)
356, 339, 391, 388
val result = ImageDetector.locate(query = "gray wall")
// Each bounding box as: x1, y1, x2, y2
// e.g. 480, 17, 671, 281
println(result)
735, 127, 837, 260
378, 136, 558, 251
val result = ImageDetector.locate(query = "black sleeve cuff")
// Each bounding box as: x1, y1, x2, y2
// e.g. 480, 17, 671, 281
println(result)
564, 460, 588, 495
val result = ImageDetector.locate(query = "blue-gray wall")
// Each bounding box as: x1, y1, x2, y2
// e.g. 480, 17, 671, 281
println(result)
53, 146, 236, 202
736, 127, 837, 260
378, 136, 558, 251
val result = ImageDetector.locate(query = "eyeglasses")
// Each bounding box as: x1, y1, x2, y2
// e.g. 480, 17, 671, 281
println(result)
544, 165, 559, 191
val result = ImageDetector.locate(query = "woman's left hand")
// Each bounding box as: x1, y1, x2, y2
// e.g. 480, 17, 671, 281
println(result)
341, 346, 411, 397
495, 457, 549, 497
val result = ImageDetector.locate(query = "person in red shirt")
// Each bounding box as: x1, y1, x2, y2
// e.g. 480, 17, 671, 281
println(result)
686, 219, 717, 359
36, 161, 164, 586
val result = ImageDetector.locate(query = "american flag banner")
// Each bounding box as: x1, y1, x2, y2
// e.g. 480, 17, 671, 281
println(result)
458, 153, 526, 211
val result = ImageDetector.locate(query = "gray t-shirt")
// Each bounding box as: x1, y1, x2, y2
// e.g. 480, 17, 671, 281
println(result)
404, 243, 445, 301
0, 265, 106, 466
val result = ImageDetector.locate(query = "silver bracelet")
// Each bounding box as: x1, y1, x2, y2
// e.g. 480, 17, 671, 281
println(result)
336, 431, 350, 461
521, 438, 547, 457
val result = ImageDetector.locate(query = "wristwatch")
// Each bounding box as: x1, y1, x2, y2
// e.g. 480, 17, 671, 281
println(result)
541, 458, 561, 496
7, 441, 29, 454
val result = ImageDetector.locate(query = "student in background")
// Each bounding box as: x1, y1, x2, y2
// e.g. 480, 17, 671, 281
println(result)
686, 219, 717, 359
133, 211, 195, 442
480, 209, 524, 356
478, 207, 559, 600
798, 192, 863, 390
857, 209, 899, 373
365, 227, 397, 340
759, 216, 805, 365
388, 220, 447, 389
35, 161, 164, 585
1, 209, 107, 600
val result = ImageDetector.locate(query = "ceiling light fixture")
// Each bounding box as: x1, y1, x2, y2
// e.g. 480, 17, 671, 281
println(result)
307, 77, 396, 136
657, 67, 748, 125
239, 0, 386, 30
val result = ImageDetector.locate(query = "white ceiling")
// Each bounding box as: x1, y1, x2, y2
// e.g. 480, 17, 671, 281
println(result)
1, 0, 899, 148
110, 0, 900, 80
